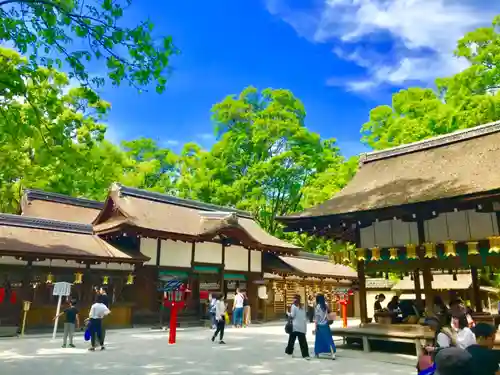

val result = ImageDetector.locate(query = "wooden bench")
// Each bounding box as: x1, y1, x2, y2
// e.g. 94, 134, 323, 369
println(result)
331, 324, 433, 356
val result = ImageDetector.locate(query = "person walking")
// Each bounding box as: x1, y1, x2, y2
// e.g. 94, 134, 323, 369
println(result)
243, 291, 251, 327
209, 294, 217, 329
54, 300, 79, 348
232, 288, 244, 328
211, 293, 226, 344
98, 287, 110, 342
285, 294, 310, 360
88, 295, 111, 351
313, 294, 336, 360
467, 323, 500, 375
307, 295, 315, 323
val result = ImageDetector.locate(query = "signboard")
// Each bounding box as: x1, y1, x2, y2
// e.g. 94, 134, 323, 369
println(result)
158, 279, 183, 292
52, 282, 72, 296
200, 282, 220, 291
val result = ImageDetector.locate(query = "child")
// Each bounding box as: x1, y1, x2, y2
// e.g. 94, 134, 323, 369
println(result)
54, 300, 79, 348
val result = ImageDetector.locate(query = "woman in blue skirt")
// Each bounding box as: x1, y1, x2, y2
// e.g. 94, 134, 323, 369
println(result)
314, 294, 336, 360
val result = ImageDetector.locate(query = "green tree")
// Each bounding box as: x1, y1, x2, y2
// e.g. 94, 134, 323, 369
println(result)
362, 14, 500, 150
0, 0, 176, 92
176, 86, 347, 234
0, 47, 126, 211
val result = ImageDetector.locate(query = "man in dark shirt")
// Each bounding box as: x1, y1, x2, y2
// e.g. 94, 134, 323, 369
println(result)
434, 347, 473, 375
467, 322, 500, 375
54, 300, 79, 348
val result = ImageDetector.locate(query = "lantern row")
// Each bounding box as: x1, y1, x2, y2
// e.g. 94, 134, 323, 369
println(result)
42, 272, 135, 285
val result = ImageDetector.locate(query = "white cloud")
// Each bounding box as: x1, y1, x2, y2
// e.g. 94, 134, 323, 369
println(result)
265, 0, 496, 92
197, 133, 215, 141
164, 139, 180, 146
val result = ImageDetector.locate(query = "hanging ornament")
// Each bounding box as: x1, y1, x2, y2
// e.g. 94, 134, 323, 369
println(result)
356, 248, 366, 261
443, 240, 457, 257
466, 242, 479, 256
488, 236, 500, 254
126, 273, 135, 285
389, 248, 399, 260
74, 272, 83, 284
341, 251, 350, 265
423, 242, 437, 258
46, 273, 54, 284
102, 276, 109, 285
452, 271, 458, 281
406, 244, 418, 260
370, 247, 381, 262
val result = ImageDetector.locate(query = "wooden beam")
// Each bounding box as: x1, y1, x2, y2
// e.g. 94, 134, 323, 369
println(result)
155, 238, 161, 267
417, 219, 433, 314
414, 269, 422, 305
357, 260, 368, 324
470, 266, 482, 313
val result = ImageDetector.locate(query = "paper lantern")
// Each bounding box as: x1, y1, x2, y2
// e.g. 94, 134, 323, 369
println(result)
424, 242, 437, 259
126, 273, 135, 285
389, 247, 399, 260
74, 272, 83, 284
488, 236, 500, 254
341, 251, 350, 265
356, 248, 366, 261
406, 244, 418, 260
102, 276, 109, 285
466, 242, 479, 256
370, 247, 381, 261
443, 240, 457, 257
46, 273, 54, 284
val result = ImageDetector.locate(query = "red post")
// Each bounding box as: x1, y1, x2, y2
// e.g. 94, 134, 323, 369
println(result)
342, 302, 348, 328
168, 304, 178, 344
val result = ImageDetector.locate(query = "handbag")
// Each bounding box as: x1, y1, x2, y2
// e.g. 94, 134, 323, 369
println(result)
84, 327, 91, 341
285, 316, 293, 334
224, 311, 230, 325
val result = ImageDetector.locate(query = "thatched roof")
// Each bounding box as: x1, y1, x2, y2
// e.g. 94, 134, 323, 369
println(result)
93, 184, 298, 252
283, 121, 500, 219
263, 252, 357, 279
392, 273, 472, 291
0, 213, 147, 263
21, 189, 103, 224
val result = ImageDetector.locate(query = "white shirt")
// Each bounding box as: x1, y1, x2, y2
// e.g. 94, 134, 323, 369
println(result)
436, 332, 451, 348
290, 304, 307, 333
234, 293, 244, 308
456, 327, 476, 349
215, 300, 226, 320
89, 302, 110, 319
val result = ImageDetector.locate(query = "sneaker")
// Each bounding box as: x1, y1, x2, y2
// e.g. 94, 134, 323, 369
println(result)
219, 340, 226, 344
61, 345, 66, 348
100, 346, 106, 351
304, 357, 311, 360
211, 336, 215, 342
69, 344, 76, 348
88, 347, 95, 351
331, 353, 336, 360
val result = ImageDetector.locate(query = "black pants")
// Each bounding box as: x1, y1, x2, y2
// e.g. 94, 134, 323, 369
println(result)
285, 331, 309, 357
213, 319, 225, 341
90, 318, 104, 347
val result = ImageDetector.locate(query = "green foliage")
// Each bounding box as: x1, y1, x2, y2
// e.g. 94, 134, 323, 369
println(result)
362, 14, 500, 150
0, 0, 177, 92
175, 86, 350, 235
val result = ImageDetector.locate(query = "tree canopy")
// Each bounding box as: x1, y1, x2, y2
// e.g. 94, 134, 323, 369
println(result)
361, 14, 500, 150
0, 0, 176, 92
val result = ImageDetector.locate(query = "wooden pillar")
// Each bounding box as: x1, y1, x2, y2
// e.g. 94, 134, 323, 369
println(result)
414, 269, 422, 305
357, 260, 368, 324
470, 266, 482, 313
417, 219, 433, 315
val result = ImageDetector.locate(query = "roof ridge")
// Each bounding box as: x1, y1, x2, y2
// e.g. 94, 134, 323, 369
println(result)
0, 213, 93, 235
114, 183, 254, 219
24, 189, 104, 210
360, 120, 500, 164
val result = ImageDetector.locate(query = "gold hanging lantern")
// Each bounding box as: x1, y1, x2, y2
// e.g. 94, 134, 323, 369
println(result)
341, 251, 350, 265
488, 236, 500, 254
126, 273, 135, 285
102, 276, 109, 285
74, 272, 83, 284
466, 242, 479, 256
406, 244, 418, 260
356, 248, 366, 261
370, 247, 381, 261
443, 240, 457, 257
46, 272, 54, 284
389, 247, 399, 260
424, 242, 437, 258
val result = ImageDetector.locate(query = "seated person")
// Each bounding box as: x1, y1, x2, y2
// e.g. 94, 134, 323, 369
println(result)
373, 294, 386, 322
387, 296, 402, 323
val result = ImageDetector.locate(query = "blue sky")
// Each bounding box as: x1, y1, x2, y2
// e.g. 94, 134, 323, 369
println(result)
94, 0, 497, 158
